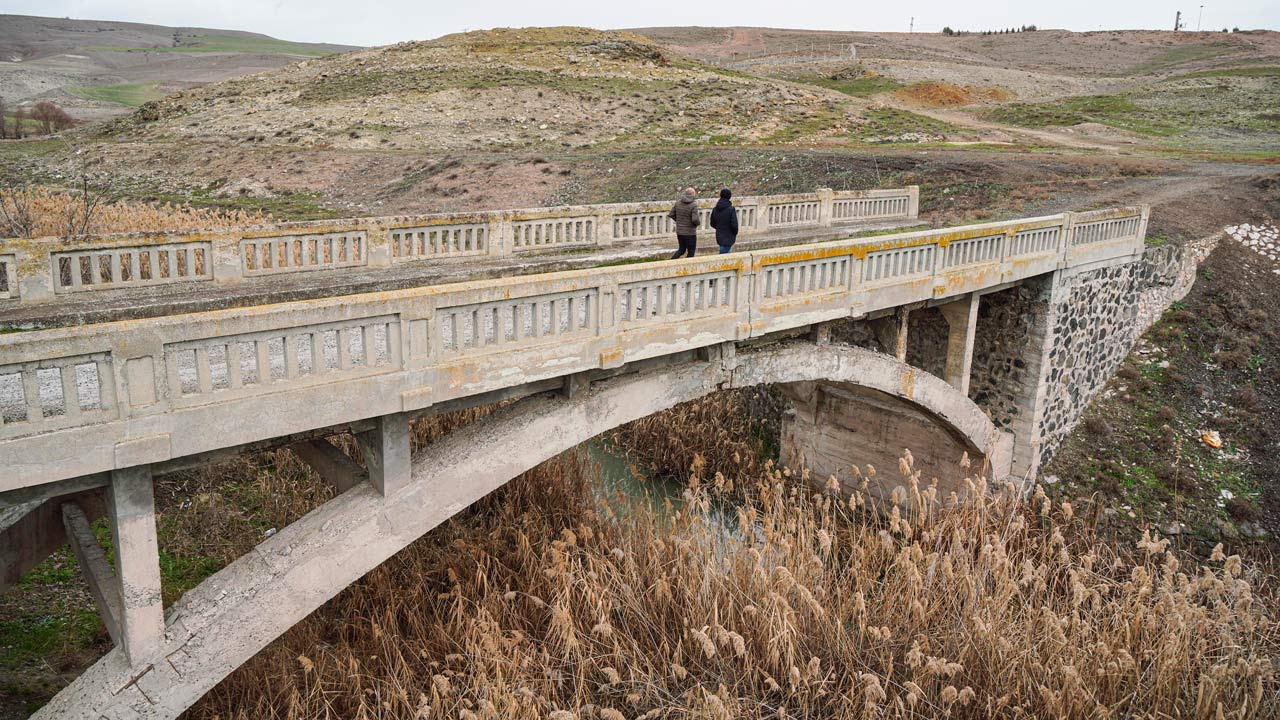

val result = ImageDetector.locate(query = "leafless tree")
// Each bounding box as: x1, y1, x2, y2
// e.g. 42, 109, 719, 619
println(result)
0, 179, 37, 238
11, 107, 24, 139
31, 101, 74, 135
0, 96, 7, 139
61, 174, 104, 238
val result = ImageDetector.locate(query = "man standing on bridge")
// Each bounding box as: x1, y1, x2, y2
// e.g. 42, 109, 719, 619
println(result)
668, 186, 700, 259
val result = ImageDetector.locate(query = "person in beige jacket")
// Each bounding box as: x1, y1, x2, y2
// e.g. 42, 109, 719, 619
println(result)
668, 187, 700, 259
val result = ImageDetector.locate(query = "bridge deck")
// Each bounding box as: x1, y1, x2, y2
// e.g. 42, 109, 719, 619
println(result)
1, 204, 1149, 495
0, 221, 914, 330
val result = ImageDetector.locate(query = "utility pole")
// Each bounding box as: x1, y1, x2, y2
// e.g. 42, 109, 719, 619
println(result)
1197, 5, 1203, 31
1174, 10, 1182, 31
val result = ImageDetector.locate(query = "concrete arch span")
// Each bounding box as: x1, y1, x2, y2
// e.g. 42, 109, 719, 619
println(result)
37, 341, 1011, 719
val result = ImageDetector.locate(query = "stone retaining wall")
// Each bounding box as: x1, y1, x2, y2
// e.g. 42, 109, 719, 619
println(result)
1033, 234, 1221, 471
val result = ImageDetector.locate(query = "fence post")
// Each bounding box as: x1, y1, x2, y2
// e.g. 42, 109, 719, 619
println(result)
817, 188, 835, 227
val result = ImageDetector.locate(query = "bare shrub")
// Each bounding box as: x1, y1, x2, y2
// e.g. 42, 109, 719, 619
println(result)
30, 100, 74, 134
0, 180, 38, 238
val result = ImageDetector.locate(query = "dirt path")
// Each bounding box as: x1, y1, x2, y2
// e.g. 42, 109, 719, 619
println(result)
882, 98, 1140, 154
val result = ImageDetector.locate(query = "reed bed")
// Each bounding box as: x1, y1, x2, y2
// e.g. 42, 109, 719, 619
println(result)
0, 185, 269, 238
185, 440, 1280, 719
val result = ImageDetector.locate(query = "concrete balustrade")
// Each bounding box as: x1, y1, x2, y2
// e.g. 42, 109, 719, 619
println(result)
0, 187, 919, 306
0, 205, 1146, 492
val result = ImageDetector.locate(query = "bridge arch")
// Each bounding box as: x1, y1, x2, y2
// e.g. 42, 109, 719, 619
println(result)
36, 341, 1011, 719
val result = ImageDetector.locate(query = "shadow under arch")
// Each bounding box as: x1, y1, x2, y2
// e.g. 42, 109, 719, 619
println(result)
39, 341, 1012, 719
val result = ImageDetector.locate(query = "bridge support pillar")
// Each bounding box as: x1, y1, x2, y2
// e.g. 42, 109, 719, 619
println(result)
939, 293, 979, 395
871, 307, 910, 361
358, 413, 412, 496
107, 466, 165, 667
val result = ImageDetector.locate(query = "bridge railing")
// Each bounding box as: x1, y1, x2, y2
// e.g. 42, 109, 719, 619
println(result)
0, 187, 918, 306
0, 205, 1146, 490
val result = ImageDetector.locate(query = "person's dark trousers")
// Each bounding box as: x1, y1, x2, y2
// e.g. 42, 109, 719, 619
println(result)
718, 243, 733, 254
671, 234, 697, 259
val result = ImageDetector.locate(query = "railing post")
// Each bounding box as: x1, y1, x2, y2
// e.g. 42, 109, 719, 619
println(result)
1135, 205, 1152, 251
107, 465, 165, 668
365, 222, 394, 269
1058, 211, 1075, 266
12, 244, 56, 303
907, 185, 920, 219
490, 214, 513, 258
756, 196, 771, 235
596, 209, 614, 247
817, 188, 835, 228
210, 231, 245, 286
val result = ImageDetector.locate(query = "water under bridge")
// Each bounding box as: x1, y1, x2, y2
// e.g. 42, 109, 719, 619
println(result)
0, 186, 1211, 718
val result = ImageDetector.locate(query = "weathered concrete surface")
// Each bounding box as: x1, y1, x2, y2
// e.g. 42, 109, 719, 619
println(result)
33, 341, 1006, 720
107, 467, 166, 667
0, 208, 1146, 495
781, 381, 993, 505
0, 187, 919, 330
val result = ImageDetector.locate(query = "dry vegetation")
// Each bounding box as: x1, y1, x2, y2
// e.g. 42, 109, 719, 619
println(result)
0, 184, 270, 238
182, 410, 1279, 719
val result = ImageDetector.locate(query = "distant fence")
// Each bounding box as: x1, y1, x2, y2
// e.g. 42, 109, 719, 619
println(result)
0, 187, 918, 305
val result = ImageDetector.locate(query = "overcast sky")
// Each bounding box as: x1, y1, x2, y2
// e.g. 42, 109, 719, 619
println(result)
2, 0, 1276, 47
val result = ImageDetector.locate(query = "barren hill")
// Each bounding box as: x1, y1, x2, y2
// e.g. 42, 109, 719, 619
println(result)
0, 14, 356, 121
104, 27, 858, 151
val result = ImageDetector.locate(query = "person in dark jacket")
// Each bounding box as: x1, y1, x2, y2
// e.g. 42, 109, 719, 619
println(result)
668, 187, 700, 259
709, 188, 739, 254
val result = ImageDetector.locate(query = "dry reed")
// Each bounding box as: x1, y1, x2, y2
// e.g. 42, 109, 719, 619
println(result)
0, 185, 270, 238
182, 436, 1279, 719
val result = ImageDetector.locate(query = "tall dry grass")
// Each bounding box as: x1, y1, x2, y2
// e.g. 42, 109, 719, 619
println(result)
609, 387, 783, 477
0, 185, 270, 239
185, 442, 1279, 719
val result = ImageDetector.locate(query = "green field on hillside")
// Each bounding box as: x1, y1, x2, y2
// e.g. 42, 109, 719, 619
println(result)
66, 82, 166, 107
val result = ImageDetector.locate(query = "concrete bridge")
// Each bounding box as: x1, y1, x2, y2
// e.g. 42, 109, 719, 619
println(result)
0, 187, 1213, 718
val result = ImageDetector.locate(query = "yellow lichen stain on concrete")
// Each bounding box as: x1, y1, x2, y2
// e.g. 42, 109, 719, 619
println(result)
598, 347, 623, 368
901, 367, 916, 400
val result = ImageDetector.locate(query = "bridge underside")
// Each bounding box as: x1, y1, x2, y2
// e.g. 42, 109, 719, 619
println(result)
31, 340, 1009, 719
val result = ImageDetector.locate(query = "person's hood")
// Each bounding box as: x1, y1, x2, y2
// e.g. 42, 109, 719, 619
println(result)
714, 197, 732, 208
678, 190, 697, 204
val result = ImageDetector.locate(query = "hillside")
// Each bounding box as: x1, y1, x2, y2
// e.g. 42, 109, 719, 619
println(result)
102, 27, 867, 151
0, 14, 356, 120
637, 26, 1280, 152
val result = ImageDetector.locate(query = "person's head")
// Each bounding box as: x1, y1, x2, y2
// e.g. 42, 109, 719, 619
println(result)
719, 188, 732, 200
684, 186, 697, 197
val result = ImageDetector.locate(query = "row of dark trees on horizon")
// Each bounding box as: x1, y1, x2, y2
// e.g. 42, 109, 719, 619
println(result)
0, 98, 75, 138
942, 25, 1038, 35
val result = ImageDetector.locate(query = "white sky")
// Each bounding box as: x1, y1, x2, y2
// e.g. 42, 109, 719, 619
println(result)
1, 0, 1276, 47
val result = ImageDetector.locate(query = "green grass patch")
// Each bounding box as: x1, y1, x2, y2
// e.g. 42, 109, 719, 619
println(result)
0, 609, 101, 670
1173, 65, 1280, 79
849, 107, 957, 141
66, 82, 165, 107
87, 34, 348, 57
980, 94, 1180, 137
801, 73, 904, 98
1124, 42, 1243, 75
